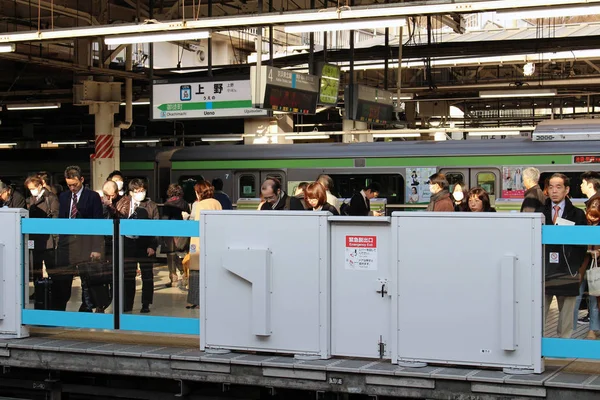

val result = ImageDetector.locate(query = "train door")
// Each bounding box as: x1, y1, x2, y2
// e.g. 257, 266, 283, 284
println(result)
440, 168, 501, 204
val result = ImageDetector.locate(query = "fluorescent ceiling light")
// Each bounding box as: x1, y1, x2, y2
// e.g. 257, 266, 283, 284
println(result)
200, 136, 243, 142
284, 17, 406, 33
52, 141, 87, 145
2, 1, 599, 43
0, 142, 17, 146
393, 94, 413, 100
372, 133, 420, 138
468, 131, 521, 136
497, 5, 600, 19
122, 139, 160, 143
479, 89, 557, 98
171, 68, 208, 74
6, 103, 61, 110
284, 134, 330, 140
0, 44, 14, 53
120, 101, 150, 106
105, 30, 210, 45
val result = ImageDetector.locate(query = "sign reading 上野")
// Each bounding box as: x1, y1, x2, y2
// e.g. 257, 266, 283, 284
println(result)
151, 77, 269, 120
345, 235, 378, 271
251, 66, 319, 114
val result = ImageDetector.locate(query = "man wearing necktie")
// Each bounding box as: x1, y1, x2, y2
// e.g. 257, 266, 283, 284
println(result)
55, 166, 103, 312
542, 173, 587, 338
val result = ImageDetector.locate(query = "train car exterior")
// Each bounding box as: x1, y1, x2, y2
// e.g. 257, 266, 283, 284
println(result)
169, 140, 600, 211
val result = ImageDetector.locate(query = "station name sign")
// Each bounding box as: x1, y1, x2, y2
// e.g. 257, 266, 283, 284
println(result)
151, 77, 269, 120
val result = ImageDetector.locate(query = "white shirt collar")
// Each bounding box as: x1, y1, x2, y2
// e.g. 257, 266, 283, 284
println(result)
73, 186, 84, 199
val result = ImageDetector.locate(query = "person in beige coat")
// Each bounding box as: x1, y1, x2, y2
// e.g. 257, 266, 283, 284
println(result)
187, 181, 222, 309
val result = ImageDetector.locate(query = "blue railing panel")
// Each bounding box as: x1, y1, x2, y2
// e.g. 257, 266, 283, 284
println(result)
542, 338, 600, 359
22, 309, 113, 330
120, 315, 199, 335
21, 218, 112, 236
542, 225, 600, 245
120, 219, 199, 237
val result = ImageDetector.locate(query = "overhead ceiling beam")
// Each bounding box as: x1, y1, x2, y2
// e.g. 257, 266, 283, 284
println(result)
0, 52, 151, 80
164, 0, 183, 20
585, 60, 600, 74
11, 0, 99, 26
434, 14, 464, 34
123, 0, 150, 19
104, 44, 127, 66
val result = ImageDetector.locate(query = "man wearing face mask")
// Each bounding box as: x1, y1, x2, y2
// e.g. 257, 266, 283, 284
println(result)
108, 170, 126, 197
116, 179, 159, 313
56, 165, 103, 312
426, 173, 455, 212
259, 178, 291, 210
25, 175, 59, 305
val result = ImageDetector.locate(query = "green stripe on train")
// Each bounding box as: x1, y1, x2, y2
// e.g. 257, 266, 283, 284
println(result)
120, 161, 155, 171
172, 154, 573, 170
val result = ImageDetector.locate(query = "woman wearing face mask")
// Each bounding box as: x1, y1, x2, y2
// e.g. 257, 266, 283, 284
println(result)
452, 183, 469, 212
467, 187, 496, 212
116, 179, 159, 314
304, 182, 339, 215
108, 170, 126, 197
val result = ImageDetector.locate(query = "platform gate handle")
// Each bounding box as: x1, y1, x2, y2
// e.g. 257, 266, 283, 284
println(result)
500, 254, 517, 351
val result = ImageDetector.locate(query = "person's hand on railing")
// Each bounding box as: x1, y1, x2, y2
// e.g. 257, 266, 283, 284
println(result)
181, 211, 190, 220
147, 248, 155, 257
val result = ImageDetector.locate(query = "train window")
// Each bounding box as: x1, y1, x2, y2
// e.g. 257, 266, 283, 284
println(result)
539, 172, 584, 199
239, 175, 257, 198
446, 173, 465, 193
330, 174, 403, 204
477, 172, 496, 196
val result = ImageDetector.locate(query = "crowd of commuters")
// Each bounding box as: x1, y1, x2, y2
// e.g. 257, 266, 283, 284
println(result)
2, 166, 600, 340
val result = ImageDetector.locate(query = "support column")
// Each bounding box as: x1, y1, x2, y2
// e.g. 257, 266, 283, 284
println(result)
89, 102, 121, 190
244, 116, 293, 145
341, 120, 371, 143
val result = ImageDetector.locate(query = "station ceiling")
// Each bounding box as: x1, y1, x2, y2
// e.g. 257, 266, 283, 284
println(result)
0, 0, 600, 144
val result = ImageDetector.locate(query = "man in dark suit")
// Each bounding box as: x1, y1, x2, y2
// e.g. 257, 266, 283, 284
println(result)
543, 173, 587, 338
347, 182, 382, 216
0, 181, 26, 209
54, 165, 103, 311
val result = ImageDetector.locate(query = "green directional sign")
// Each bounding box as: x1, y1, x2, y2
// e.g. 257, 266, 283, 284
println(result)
152, 78, 268, 120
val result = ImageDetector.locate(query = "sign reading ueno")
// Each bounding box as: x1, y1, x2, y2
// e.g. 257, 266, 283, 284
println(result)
251, 66, 319, 114
151, 77, 268, 120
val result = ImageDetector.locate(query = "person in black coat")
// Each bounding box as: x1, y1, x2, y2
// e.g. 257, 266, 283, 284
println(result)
543, 173, 587, 339
55, 165, 103, 312
259, 177, 291, 210
0, 181, 26, 209
347, 182, 381, 216
304, 182, 339, 215
161, 184, 191, 287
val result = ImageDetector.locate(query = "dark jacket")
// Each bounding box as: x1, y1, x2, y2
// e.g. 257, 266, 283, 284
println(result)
521, 185, 547, 213
103, 194, 123, 219
27, 190, 59, 250
260, 193, 291, 210
4, 190, 26, 209
318, 202, 339, 215
543, 197, 587, 297
115, 195, 160, 251
348, 192, 370, 216
161, 196, 191, 253
213, 191, 233, 210
427, 191, 455, 212
290, 194, 308, 210
57, 187, 104, 267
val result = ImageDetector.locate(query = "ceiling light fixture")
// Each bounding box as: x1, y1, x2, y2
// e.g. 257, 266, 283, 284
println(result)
372, 133, 420, 138
393, 94, 414, 100
120, 101, 150, 106
468, 131, 521, 136
0, 44, 14, 53
479, 89, 557, 98
105, 30, 210, 45
284, 17, 406, 33
496, 4, 600, 19
2, 0, 597, 43
200, 136, 244, 142
284, 134, 330, 140
51, 141, 88, 145
122, 139, 160, 143
0, 142, 17, 146
6, 103, 61, 110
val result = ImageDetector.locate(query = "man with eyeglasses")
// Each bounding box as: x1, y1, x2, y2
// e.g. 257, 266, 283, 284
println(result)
55, 165, 103, 312
259, 177, 291, 210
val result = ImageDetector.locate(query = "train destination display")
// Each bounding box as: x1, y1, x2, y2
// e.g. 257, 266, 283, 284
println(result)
251, 66, 319, 114
152, 77, 268, 120
345, 84, 394, 124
